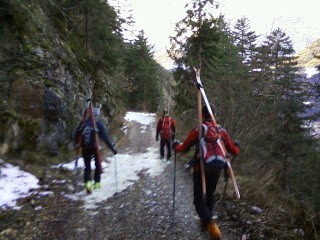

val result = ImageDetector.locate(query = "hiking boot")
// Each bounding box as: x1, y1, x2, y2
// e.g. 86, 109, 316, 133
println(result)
207, 221, 222, 240
85, 181, 93, 193
93, 182, 101, 189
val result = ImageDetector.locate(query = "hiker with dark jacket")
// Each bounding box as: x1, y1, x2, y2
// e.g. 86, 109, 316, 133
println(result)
156, 109, 176, 160
172, 104, 240, 240
75, 107, 117, 192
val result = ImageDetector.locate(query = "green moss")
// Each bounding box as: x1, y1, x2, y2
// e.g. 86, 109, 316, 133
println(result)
23, 44, 33, 52
14, 68, 25, 76
1, 110, 41, 151
43, 77, 56, 87
22, 151, 42, 165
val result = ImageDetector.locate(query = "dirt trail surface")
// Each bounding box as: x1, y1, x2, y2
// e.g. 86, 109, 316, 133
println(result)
0, 113, 242, 240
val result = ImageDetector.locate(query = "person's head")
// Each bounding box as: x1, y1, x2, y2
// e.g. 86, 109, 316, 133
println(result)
202, 104, 215, 119
93, 107, 100, 117
163, 109, 168, 116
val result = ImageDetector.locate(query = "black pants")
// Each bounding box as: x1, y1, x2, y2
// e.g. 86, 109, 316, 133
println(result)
160, 138, 171, 159
82, 147, 101, 183
193, 160, 224, 225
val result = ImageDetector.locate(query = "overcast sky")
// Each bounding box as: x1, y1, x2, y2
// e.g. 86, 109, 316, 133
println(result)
111, 0, 320, 69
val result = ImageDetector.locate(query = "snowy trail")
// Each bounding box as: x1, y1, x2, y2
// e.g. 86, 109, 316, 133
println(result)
0, 111, 168, 211
63, 111, 169, 211
83, 147, 168, 211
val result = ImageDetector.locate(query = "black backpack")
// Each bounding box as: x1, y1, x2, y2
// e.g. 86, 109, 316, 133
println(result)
82, 120, 95, 148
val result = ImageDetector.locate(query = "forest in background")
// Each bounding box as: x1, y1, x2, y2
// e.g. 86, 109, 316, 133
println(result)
169, 0, 320, 222
0, 0, 319, 236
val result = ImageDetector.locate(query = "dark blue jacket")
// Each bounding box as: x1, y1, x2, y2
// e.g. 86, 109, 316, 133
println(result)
75, 118, 115, 152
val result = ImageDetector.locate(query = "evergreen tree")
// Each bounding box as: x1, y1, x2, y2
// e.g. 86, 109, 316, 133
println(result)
169, 0, 251, 137
232, 17, 259, 66
52, 0, 124, 73
168, 0, 222, 112
45, 0, 128, 104
124, 31, 161, 112
255, 28, 318, 194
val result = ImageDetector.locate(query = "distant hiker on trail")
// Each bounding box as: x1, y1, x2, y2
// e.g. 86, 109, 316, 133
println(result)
172, 104, 240, 240
75, 106, 117, 193
156, 109, 176, 160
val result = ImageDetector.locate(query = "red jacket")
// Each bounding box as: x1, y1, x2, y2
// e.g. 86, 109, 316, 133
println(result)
156, 116, 176, 139
174, 125, 239, 159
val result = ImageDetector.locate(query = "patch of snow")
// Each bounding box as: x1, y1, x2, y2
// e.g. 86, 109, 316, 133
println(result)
0, 161, 40, 209
63, 194, 80, 201
124, 111, 156, 125
38, 191, 54, 196
81, 147, 167, 211
54, 157, 109, 172
122, 112, 155, 134
35, 206, 42, 211
304, 67, 318, 78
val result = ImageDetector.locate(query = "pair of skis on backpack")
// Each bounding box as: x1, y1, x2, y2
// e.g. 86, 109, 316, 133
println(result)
194, 67, 241, 199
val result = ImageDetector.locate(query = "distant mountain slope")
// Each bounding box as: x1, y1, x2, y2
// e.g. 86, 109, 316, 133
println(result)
297, 39, 320, 67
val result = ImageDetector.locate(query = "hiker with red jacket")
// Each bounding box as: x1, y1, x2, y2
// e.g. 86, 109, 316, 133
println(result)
156, 109, 176, 160
172, 104, 240, 240
75, 107, 117, 193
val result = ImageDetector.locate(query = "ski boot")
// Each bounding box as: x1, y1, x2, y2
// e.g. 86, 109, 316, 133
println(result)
93, 182, 101, 189
85, 181, 93, 194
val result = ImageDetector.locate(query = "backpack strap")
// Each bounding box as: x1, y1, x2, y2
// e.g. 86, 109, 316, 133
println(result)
162, 116, 171, 130
202, 123, 208, 136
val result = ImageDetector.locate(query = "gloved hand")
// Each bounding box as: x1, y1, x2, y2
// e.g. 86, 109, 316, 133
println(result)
113, 149, 117, 155
156, 136, 159, 141
234, 140, 240, 148
172, 141, 179, 151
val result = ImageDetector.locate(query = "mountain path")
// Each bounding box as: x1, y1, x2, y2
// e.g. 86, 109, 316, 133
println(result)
0, 114, 241, 240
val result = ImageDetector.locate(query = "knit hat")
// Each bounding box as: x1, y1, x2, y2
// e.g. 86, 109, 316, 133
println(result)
93, 107, 100, 116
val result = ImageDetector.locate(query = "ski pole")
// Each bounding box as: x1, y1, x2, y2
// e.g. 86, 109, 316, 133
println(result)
112, 138, 118, 194
74, 156, 79, 171
172, 151, 177, 223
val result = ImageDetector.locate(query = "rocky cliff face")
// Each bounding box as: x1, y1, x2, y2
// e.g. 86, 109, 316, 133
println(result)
0, 3, 104, 162
0, 40, 92, 161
